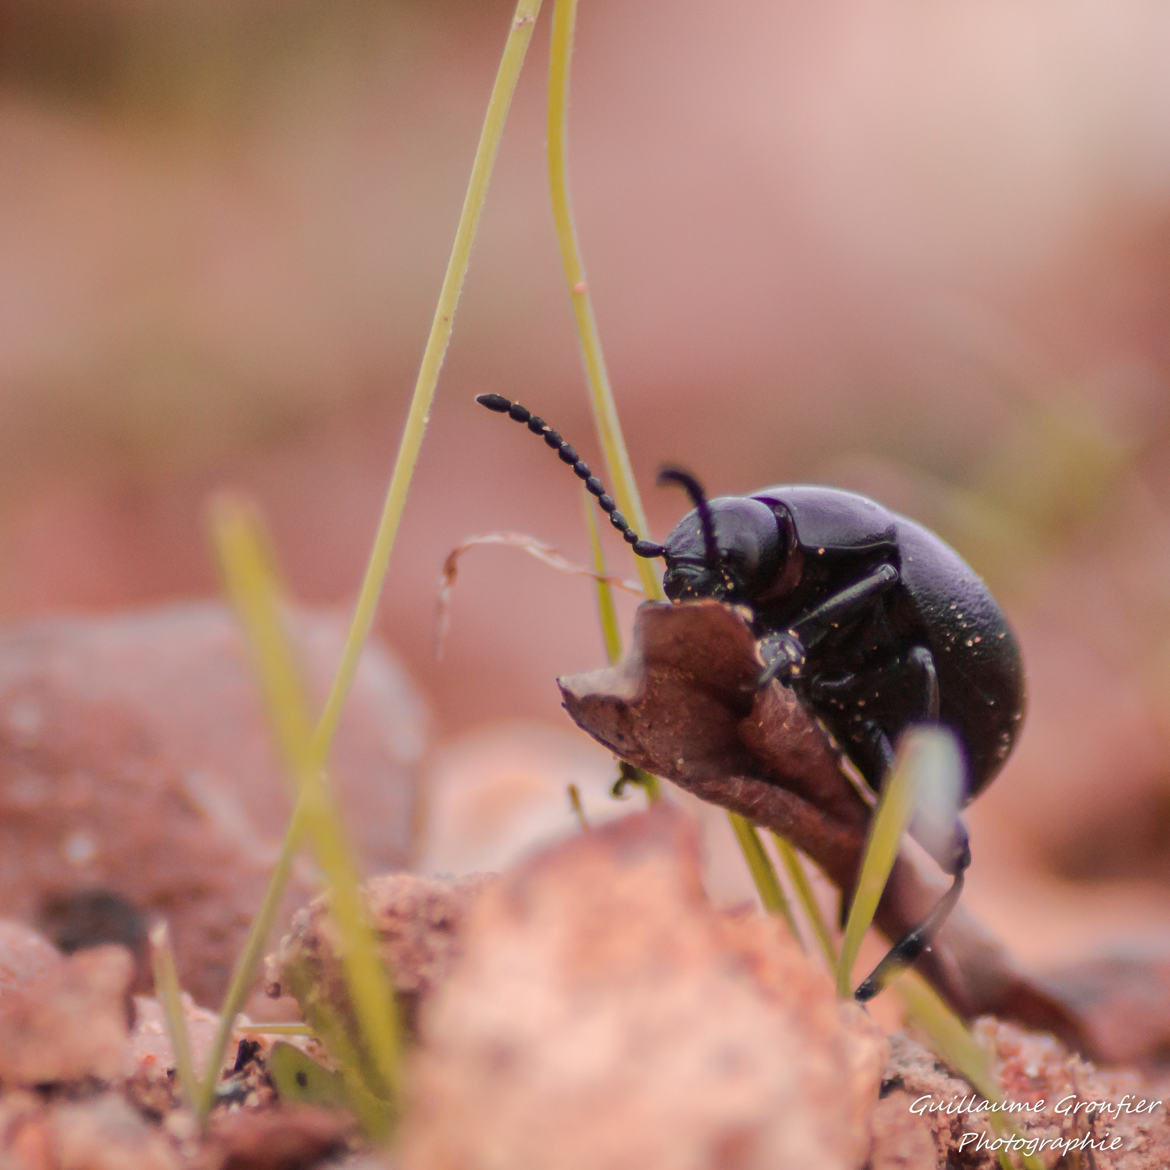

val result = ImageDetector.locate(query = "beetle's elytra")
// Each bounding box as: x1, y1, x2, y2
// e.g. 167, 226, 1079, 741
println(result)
475, 392, 1026, 998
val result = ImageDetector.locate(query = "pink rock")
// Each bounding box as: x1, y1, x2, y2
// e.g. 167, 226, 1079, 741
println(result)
0, 918, 64, 995
398, 806, 886, 1170
0, 945, 133, 1085
50, 1096, 180, 1170
126, 991, 238, 1082
0, 602, 426, 1006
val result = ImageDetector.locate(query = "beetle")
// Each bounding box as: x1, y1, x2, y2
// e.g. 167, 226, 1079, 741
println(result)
476, 392, 1026, 996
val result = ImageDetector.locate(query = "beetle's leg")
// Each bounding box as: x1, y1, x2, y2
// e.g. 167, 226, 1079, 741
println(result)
906, 645, 940, 722
788, 562, 899, 646
847, 696, 973, 1002
756, 564, 899, 688
756, 630, 807, 685
839, 712, 897, 793
868, 646, 973, 871
808, 646, 939, 724
831, 689, 972, 997
853, 854, 969, 1003
811, 647, 947, 793
849, 706, 971, 875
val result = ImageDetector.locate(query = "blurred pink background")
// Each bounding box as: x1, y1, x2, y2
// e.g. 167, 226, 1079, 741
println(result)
3, 1, 1170, 965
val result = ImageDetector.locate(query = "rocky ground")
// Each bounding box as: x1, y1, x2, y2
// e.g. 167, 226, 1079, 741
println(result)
0, 603, 1168, 1169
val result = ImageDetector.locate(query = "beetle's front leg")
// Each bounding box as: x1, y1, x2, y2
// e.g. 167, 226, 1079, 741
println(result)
756, 563, 900, 690
756, 629, 808, 686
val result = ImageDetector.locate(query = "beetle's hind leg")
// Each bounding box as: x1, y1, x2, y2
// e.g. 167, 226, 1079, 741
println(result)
838, 648, 972, 1002
852, 852, 969, 1003
841, 847, 971, 1002
847, 759, 972, 999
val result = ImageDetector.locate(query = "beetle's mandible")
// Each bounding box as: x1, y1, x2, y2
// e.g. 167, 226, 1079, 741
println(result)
475, 392, 1026, 997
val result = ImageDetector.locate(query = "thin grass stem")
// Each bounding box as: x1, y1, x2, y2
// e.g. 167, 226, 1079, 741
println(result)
836, 735, 921, 997
312, 0, 546, 768
196, 0, 545, 1120
212, 499, 400, 1138
149, 922, 200, 1112
770, 833, 838, 966
898, 973, 1046, 1170
729, 814, 798, 936
547, 0, 659, 600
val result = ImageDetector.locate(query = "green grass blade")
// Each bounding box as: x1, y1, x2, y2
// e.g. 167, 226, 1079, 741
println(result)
583, 493, 623, 665
195, 2, 546, 1122
268, 1042, 349, 1110
546, 0, 659, 599
550, 1, 792, 909
898, 973, 1047, 1170
567, 783, 589, 829
238, 1024, 312, 1037
212, 498, 401, 1137
194, 790, 310, 1120
149, 921, 200, 1112
836, 728, 960, 997
312, 0, 545, 771
279, 967, 392, 1137
583, 497, 662, 805
730, 814, 798, 938
770, 833, 837, 967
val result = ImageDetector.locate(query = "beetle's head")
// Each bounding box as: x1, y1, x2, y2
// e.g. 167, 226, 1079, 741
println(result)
659, 476, 785, 605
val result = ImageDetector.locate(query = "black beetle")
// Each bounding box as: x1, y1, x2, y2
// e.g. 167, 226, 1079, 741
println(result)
476, 392, 1026, 996
658, 476, 1025, 820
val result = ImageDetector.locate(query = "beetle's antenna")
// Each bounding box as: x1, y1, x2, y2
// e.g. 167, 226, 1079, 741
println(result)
657, 466, 721, 574
476, 394, 666, 559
